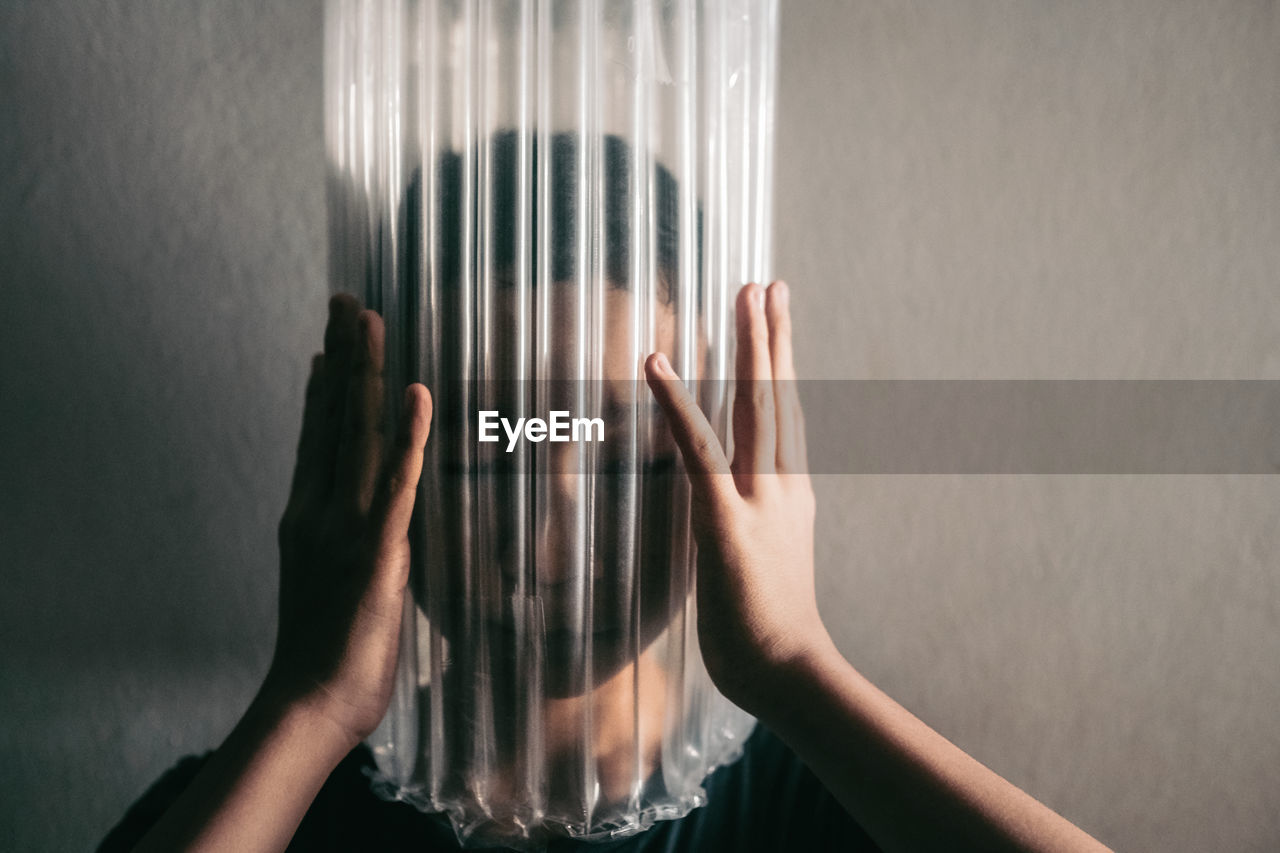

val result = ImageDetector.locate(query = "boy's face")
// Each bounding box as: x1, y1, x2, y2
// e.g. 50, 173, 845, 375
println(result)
426, 281, 689, 697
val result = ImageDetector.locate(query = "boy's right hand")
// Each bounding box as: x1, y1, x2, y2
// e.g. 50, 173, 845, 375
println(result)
269, 294, 433, 747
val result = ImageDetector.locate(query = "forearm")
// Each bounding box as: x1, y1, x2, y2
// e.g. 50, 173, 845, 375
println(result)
752, 640, 1111, 853
132, 685, 356, 853
644, 286, 1107, 850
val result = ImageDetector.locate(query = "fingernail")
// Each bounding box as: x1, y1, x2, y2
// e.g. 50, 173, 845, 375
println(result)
399, 387, 417, 432
751, 283, 765, 311
773, 280, 790, 306
655, 352, 677, 379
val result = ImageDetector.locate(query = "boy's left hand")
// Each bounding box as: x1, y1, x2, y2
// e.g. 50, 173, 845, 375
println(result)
645, 281, 829, 715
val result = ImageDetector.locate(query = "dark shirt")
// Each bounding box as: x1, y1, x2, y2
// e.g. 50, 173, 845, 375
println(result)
99, 724, 878, 852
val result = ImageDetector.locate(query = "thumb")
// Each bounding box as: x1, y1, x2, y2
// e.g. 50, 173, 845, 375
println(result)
370, 383, 433, 589
644, 353, 737, 512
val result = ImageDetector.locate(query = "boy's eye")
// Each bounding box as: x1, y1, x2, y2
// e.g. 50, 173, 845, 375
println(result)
597, 454, 677, 477
438, 456, 674, 477
438, 459, 520, 476
642, 454, 677, 476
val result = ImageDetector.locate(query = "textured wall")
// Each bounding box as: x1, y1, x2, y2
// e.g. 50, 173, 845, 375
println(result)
2, 1, 1278, 850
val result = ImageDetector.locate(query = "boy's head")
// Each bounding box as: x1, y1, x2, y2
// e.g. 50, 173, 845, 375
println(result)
407, 131, 701, 698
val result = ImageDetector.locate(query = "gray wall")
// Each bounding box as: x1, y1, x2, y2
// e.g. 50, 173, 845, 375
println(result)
2, 1, 1277, 850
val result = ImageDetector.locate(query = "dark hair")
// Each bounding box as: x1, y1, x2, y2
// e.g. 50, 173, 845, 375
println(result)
409, 130, 692, 305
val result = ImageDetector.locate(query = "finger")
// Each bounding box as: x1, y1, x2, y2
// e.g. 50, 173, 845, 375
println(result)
731, 283, 777, 488
371, 383, 433, 591
765, 281, 808, 474
284, 353, 328, 516
319, 293, 363, 494
325, 293, 362, 383
644, 353, 737, 511
335, 310, 386, 518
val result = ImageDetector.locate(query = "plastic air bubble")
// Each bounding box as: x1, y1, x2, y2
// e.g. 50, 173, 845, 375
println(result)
325, 0, 777, 847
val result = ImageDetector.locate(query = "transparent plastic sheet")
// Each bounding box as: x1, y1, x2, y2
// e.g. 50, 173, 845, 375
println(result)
325, 1, 777, 847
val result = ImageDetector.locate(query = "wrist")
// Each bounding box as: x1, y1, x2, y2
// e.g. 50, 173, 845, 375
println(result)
253, 674, 367, 757
741, 632, 846, 723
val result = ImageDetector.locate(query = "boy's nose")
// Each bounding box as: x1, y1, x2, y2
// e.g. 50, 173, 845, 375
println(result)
533, 442, 590, 587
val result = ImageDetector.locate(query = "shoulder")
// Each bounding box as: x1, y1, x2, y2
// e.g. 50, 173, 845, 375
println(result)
98, 746, 457, 853
97, 752, 213, 852
690, 724, 880, 851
